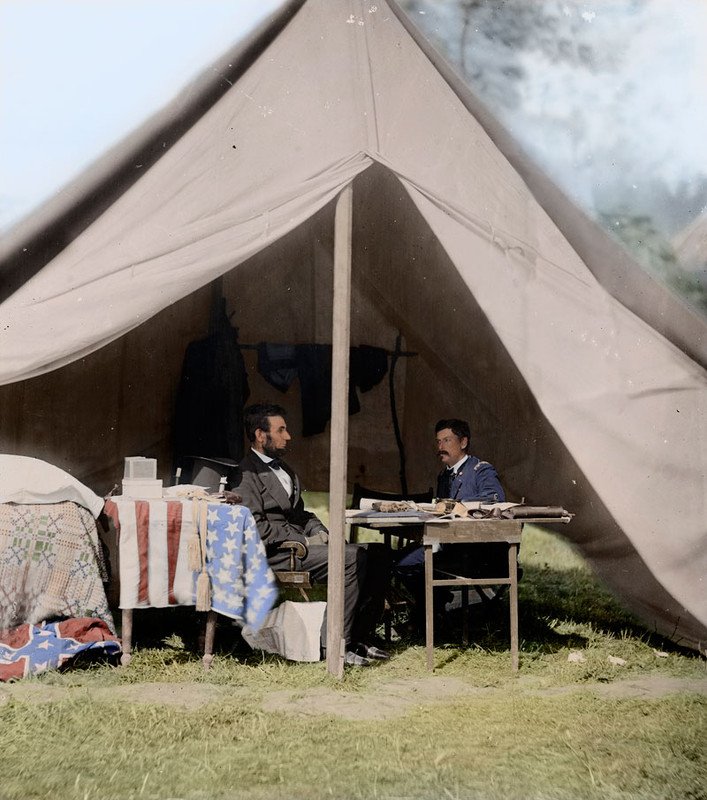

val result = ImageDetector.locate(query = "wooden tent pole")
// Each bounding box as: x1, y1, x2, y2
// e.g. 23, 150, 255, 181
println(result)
326, 183, 353, 678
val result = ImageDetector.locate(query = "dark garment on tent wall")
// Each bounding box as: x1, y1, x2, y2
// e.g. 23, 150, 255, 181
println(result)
257, 342, 389, 436
296, 343, 361, 436
350, 344, 389, 393
173, 327, 250, 462
257, 342, 298, 392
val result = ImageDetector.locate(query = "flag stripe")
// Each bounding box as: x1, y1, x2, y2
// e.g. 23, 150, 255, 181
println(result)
105, 498, 276, 628
146, 499, 168, 604
135, 500, 151, 604
166, 501, 182, 605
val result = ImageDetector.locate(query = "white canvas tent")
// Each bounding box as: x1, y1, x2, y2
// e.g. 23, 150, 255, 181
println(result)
1, 0, 705, 657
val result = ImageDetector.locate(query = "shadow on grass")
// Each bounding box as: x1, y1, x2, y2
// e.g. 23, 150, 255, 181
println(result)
517, 562, 678, 650
103, 558, 691, 669
392, 562, 689, 658
110, 606, 250, 661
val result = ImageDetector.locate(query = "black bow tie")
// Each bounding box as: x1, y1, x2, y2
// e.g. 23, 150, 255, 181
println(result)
268, 459, 282, 470
445, 467, 455, 477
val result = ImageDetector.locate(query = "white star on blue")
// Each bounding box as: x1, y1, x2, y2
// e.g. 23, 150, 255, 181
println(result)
192, 504, 277, 631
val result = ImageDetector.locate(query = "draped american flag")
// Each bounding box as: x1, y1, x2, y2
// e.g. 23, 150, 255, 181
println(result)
203, 503, 278, 629
105, 499, 277, 631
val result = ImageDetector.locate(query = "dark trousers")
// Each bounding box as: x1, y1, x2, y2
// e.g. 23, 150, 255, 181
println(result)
394, 542, 509, 621
348, 541, 391, 643
267, 541, 390, 648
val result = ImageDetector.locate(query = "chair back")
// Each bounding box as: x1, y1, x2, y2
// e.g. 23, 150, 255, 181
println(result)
349, 483, 433, 543
179, 456, 239, 492
351, 483, 433, 509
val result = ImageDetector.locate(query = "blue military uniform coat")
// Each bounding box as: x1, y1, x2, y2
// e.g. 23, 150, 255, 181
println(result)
436, 455, 505, 503
395, 453, 510, 597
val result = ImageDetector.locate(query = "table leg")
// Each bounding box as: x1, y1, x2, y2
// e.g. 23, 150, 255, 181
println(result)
425, 544, 434, 671
509, 543, 519, 671
120, 609, 133, 667
384, 530, 392, 643
461, 586, 469, 645
203, 610, 217, 672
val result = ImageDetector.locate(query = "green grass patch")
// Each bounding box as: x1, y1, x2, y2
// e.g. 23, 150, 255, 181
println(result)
2, 516, 705, 800
2, 686, 705, 799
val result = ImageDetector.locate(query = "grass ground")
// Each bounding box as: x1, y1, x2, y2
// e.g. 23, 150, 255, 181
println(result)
1, 496, 705, 800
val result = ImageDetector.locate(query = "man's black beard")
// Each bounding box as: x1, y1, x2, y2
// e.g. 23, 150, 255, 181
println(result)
263, 436, 287, 460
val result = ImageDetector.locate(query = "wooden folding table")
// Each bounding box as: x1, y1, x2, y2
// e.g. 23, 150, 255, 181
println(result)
422, 518, 523, 671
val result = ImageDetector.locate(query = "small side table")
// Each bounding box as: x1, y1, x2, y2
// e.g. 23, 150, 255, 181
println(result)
423, 519, 523, 672
105, 497, 277, 672
120, 608, 218, 671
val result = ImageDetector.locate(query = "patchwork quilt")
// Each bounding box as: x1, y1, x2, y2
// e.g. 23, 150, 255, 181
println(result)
0, 501, 114, 633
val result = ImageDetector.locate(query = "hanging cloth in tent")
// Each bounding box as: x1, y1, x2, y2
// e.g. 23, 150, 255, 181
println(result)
173, 321, 250, 462
256, 343, 389, 436
257, 343, 298, 393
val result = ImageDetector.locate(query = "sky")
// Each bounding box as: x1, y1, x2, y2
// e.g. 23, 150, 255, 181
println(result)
0, 0, 282, 231
1, 0, 706, 235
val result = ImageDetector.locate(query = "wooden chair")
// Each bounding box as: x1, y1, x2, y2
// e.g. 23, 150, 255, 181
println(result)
273, 540, 312, 601
208, 541, 312, 671
349, 482, 433, 545
207, 541, 311, 671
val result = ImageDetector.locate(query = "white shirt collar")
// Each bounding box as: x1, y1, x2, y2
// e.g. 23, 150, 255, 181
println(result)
252, 448, 292, 496
450, 455, 469, 474
252, 447, 274, 464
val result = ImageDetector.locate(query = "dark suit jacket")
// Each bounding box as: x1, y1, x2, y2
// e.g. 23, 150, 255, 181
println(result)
235, 449, 328, 554
436, 455, 505, 502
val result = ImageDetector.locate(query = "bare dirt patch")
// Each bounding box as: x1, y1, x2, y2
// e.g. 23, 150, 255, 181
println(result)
262, 675, 707, 719
262, 677, 478, 719
0, 681, 236, 711
586, 675, 707, 699
2, 674, 704, 719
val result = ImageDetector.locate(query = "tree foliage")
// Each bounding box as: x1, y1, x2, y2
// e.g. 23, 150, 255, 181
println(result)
400, 0, 707, 317
401, 0, 617, 110
599, 210, 707, 315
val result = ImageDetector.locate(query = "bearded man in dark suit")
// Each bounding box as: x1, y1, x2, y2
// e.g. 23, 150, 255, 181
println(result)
235, 403, 389, 666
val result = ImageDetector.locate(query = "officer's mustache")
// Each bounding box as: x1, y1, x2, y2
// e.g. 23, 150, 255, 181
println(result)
438, 450, 449, 457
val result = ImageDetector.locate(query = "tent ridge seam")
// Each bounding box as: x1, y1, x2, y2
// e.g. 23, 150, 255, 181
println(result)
357, 0, 382, 154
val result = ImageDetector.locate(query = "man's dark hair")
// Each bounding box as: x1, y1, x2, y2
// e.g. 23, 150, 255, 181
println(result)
435, 418, 470, 451
244, 403, 288, 442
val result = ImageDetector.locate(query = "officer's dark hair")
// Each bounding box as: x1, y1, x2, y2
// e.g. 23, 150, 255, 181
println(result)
244, 403, 288, 442
435, 418, 470, 451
